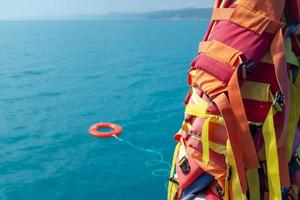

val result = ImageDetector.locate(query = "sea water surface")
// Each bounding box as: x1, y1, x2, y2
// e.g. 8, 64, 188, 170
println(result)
0, 20, 209, 200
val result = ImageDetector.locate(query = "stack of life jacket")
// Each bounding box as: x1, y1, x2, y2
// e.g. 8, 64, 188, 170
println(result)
167, 0, 300, 199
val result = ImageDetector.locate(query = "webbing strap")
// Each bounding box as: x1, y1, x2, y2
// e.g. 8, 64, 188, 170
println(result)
198, 40, 242, 66
286, 82, 298, 161
240, 81, 273, 102
167, 143, 180, 200
185, 104, 224, 125
202, 117, 211, 166
246, 169, 260, 200
214, 93, 248, 192
296, 72, 300, 118
271, 29, 291, 147
225, 140, 247, 200
285, 38, 300, 67
228, 69, 259, 169
262, 106, 281, 200
211, 4, 283, 35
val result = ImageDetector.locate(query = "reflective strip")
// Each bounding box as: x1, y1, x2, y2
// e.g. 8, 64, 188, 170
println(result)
246, 169, 260, 200
211, 4, 283, 35
241, 81, 273, 102
262, 106, 282, 200
198, 40, 242, 66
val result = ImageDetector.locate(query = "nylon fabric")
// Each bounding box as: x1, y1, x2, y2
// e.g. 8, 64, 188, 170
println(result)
246, 169, 260, 200
262, 106, 282, 200
188, 146, 227, 193
286, 82, 298, 161
225, 140, 247, 200
285, 38, 300, 67
271, 29, 291, 148
167, 143, 180, 200
185, 104, 224, 126
228, 69, 259, 170
236, 0, 285, 20
241, 81, 273, 102
202, 117, 212, 166
198, 40, 242, 66
214, 93, 248, 192
211, 4, 283, 35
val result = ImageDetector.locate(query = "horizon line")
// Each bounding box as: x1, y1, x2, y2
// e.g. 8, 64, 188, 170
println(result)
0, 7, 213, 21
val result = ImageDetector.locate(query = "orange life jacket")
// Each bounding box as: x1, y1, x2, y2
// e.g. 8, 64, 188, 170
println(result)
168, 0, 300, 199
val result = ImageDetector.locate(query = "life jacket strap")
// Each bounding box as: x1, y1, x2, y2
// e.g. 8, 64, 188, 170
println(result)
211, 4, 284, 35
198, 40, 243, 67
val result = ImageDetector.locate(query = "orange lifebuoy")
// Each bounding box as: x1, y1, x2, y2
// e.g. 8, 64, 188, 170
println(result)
89, 122, 122, 138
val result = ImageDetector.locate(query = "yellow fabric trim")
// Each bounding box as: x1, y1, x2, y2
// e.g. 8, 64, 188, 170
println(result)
185, 104, 224, 125
191, 87, 207, 105
262, 106, 282, 200
226, 140, 247, 200
241, 81, 272, 102
261, 52, 273, 64
260, 39, 300, 66
285, 38, 300, 67
210, 141, 226, 155
246, 169, 260, 200
296, 72, 300, 118
286, 82, 298, 161
167, 143, 180, 200
202, 117, 211, 166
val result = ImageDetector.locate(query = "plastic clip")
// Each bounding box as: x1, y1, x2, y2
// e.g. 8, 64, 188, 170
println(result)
272, 91, 284, 112
179, 156, 191, 175
238, 60, 255, 79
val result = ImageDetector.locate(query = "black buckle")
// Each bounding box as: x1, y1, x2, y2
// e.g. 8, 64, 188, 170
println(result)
168, 177, 179, 185
249, 124, 262, 137
238, 60, 255, 79
179, 156, 190, 175
285, 23, 299, 38
289, 153, 300, 175
272, 91, 284, 112
216, 184, 224, 200
226, 166, 232, 181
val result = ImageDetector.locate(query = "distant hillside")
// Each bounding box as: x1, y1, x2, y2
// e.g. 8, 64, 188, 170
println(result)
6, 8, 212, 21
99, 8, 213, 20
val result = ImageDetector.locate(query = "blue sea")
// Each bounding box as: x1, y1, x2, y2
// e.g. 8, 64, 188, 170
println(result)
0, 20, 208, 200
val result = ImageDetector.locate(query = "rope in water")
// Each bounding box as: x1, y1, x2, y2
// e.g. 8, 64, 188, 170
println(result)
113, 135, 171, 177
89, 122, 171, 190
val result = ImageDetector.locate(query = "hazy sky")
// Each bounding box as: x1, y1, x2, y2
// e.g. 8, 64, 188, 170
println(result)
1, 0, 214, 19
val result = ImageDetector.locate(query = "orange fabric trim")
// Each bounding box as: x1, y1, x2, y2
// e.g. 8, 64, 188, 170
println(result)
214, 93, 248, 192
188, 146, 227, 190
228, 69, 259, 170
236, 0, 285, 20
199, 40, 242, 66
211, 4, 283, 35
270, 29, 291, 148
190, 70, 227, 98
278, 147, 291, 187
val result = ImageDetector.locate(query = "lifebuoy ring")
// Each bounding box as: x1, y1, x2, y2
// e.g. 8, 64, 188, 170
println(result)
89, 122, 122, 138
